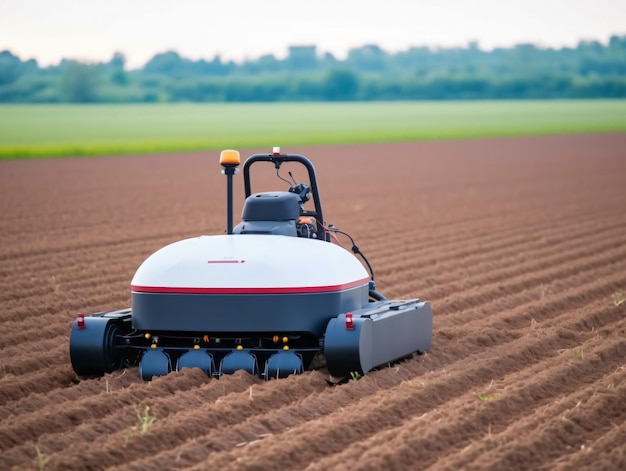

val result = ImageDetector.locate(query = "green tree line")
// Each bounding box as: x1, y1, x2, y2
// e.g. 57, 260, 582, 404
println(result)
1, 37, 625, 103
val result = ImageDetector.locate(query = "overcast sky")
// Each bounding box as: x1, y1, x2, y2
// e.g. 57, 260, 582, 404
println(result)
1, 0, 624, 69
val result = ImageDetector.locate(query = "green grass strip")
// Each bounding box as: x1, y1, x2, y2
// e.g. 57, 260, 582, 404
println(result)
1, 100, 625, 159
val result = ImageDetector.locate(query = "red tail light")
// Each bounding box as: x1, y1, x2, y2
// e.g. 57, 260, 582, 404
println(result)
345, 313, 354, 330
77, 313, 85, 330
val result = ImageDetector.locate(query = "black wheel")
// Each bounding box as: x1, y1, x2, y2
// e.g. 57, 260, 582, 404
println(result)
263, 351, 304, 380
219, 350, 258, 376
101, 323, 121, 371
176, 349, 214, 376
70, 317, 123, 376
139, 349, 171, 381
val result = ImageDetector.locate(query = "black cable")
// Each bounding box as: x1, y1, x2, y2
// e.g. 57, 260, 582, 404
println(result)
329, 227, 375, 282
276, 167, 293, 187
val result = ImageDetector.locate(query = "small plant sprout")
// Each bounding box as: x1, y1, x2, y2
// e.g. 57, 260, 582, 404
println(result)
478, 393, 494, 402
612, 292, 624, 307
350, 371, 362, 381
50, 275, 61, 294
134, 406, 156, 435
401, 378, 426, 388
35, 446, 50, 471
575, 347, 584, 361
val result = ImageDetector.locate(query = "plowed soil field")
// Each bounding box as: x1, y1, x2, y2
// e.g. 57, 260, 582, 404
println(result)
1, 134, 625, 470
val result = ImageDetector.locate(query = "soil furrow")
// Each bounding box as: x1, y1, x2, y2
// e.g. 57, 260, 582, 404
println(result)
305, 336, 626, 471
367, 204, 622, 268
375, 212, 626, 282
551, 419, 626, 471
463, 370, 626, 471
181, 328, 625, 471
13, 371, 328, 470
113, 304, 626, 470
423, 337, 626, 470
431, 243, 626, 316
0, 369, 259, 464
396, 220, 626, 300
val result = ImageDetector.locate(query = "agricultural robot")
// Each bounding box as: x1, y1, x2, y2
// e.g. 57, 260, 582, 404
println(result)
69, 148, 433, 381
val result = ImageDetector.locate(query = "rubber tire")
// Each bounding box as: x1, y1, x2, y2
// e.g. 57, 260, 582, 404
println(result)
139, 349, 171, 381
70, 317, 121, 376
176, 349, 214, 376
263, 351, 304, 380
219, 350, 258, 376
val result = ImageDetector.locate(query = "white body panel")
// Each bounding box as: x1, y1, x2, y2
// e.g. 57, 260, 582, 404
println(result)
131, 234, 369, 289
